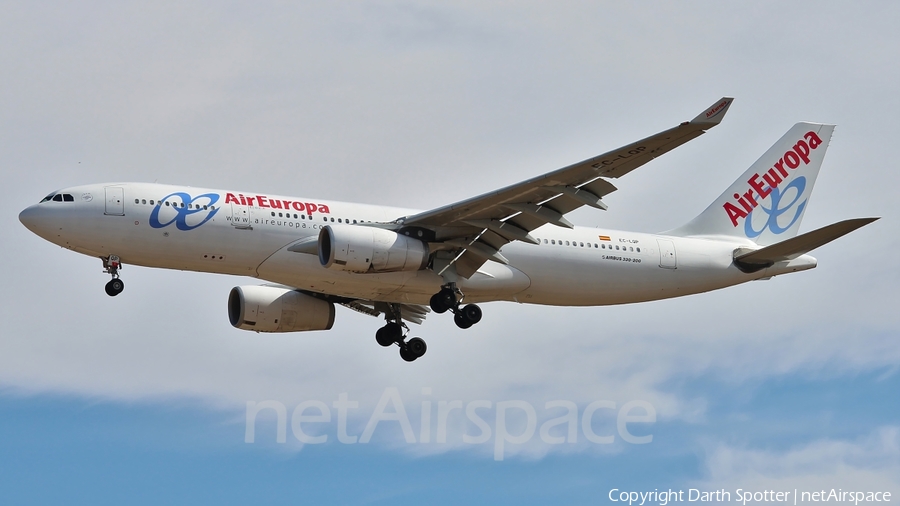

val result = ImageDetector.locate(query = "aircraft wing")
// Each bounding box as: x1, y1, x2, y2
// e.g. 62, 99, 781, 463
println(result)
393, 97, 734, 278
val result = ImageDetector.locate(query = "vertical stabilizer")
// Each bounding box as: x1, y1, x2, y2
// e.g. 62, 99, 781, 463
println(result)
667, 122, 834, 246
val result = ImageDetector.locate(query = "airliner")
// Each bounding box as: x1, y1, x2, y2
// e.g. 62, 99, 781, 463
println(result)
18, 98, 878, 362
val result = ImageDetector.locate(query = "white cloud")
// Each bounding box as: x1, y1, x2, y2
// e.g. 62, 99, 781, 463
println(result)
694, 427, 900, 497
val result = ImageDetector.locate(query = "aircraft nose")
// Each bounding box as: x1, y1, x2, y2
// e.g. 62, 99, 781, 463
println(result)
19, 205, 44, 234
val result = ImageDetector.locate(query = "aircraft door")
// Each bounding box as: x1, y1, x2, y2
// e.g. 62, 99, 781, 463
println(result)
657, 239, 677, 269
230, 202, 252, 229
104, 186, 124, 216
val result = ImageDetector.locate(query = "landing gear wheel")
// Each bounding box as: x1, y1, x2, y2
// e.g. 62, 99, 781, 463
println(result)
454, 312, 474, 329
461, 304, 482, 325
429, 289, 456, 314
399, 346, 417, 362
105, 278, 124, 297
406, 337, 427, 358
375, 322, 403, 347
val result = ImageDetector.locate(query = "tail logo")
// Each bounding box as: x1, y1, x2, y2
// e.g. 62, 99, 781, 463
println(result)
724, 130, 822, 228
744, 176, 807, 238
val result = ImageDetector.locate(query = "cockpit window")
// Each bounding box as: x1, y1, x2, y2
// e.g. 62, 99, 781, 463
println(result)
42, 192, 74, 203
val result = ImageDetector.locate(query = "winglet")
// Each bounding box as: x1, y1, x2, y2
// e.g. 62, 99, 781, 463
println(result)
690, 97, 734, 125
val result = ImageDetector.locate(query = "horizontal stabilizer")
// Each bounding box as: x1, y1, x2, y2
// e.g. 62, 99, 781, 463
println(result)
734, 217, 879, 272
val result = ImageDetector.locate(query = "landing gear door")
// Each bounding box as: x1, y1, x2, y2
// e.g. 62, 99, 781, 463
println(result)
657, 239, 677, 269
230, 203, 252, 229
104, 186, 124, 216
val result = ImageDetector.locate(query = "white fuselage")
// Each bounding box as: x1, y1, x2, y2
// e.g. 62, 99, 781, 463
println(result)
19, 182, 818, 306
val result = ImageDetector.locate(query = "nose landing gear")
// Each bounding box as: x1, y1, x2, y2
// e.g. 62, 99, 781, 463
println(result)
375, 305, 427, 362
102, 255, 124, 297
429, 284, 482, 329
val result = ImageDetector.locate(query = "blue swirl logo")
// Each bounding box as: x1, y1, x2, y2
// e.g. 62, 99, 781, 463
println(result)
744, 176, 807, 239
149, 192, 220, 231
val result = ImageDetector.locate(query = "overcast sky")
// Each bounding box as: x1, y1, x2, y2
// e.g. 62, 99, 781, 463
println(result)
2, 2, 899, 503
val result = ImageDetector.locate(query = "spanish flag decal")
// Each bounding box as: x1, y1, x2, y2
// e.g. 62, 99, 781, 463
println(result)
598, 235, 611, 241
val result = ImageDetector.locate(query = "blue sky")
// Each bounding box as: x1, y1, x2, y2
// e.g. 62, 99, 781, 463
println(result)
2, 369, 896, 504
2, 1, 899, 503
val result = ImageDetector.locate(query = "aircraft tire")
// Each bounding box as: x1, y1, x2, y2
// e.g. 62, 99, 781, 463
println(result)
461, 304, 482, 325
430, 291, 454, 314
399, 346, 417, 362
105, 279, 124, 297
376, 322, 403, 347
454, 312, 473, 329
407, 337, 427, 358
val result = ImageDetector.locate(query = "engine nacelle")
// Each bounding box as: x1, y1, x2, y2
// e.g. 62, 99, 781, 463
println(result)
228, 285, 335, 332
318, 225, 429, 273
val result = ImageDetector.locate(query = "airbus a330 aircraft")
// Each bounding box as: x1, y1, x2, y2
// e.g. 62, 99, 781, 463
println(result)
19, 98, 878, 362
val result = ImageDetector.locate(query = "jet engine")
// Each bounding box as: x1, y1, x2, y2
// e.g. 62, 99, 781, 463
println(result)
318, 225, 428, 273
228, 285, 335, 332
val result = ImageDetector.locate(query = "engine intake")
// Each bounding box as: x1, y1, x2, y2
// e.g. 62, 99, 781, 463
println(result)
318, 225, 428, 273
228, 285, 335, 332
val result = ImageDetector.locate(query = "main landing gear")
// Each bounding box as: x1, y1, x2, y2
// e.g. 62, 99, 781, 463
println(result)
429, 284, 482, 330
102, 255, 124, 297
375, 305, 427, 362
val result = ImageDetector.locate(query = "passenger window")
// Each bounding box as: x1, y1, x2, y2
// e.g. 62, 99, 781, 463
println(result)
150, 200, 155, 205
353, 220, 357, 224
579, 242, 584, 247
134, 199, 139, 204
180, 203, 185, 208
338, 218, 342, 223
271, 212, 275, 216
203, 205, 208, 210
330, 218, 335, 222
543, 239, 548, 244
637, 247, 641, 253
